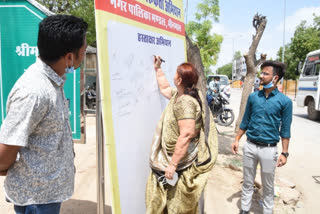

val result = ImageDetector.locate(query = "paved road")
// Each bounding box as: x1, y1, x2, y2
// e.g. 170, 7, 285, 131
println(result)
228, 88, 320, 213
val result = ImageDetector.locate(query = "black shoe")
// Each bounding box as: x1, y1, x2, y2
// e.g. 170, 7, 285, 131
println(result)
239, 210, 249, 214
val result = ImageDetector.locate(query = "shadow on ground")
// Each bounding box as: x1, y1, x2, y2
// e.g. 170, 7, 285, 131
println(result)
294, 114, 320, 122
227, 190, 263, 214
216, 125, 235, 155
216, 124, 264, 213
227, 190, 241, 203
312, 176, 320, 184
61, 199, 111, 214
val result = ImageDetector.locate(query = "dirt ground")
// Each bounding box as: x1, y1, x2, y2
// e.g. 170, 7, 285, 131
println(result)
0, 115, 304, 214
0, 115, 110, 214
204, 124, 304, 214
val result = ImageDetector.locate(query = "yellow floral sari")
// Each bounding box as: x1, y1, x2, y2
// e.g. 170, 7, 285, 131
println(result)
146, 88, 218, 214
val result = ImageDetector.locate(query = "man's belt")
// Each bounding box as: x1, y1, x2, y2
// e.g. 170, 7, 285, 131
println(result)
247, 138, 277, 147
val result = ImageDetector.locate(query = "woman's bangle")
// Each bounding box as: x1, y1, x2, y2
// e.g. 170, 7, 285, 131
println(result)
170, 161, 177, 168
235, 136, 240, 141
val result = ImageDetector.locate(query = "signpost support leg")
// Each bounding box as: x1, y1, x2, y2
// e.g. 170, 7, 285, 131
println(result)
96, 63, 106, 214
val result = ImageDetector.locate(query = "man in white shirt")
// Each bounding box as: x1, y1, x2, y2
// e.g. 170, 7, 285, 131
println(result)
207, 76, 221, 105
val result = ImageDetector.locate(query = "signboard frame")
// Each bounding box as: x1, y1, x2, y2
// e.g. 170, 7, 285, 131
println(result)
94, 0, 186, 213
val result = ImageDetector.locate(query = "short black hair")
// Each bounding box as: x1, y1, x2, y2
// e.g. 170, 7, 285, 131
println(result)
37, 15, 88, 63
261, 60, 286, 81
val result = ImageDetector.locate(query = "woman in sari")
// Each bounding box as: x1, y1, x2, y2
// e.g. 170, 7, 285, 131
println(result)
146, 56, 218, 214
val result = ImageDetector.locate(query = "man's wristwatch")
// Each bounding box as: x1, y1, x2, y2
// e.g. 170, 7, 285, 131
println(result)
281, 152, 289, 158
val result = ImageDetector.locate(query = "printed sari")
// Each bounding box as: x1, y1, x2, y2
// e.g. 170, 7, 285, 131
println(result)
146, 88, 218, 214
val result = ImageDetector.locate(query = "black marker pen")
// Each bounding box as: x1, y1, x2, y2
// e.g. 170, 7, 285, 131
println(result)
153, 55, 165, 63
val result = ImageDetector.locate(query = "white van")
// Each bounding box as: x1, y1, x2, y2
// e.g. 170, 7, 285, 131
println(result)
296, 49, 320, 120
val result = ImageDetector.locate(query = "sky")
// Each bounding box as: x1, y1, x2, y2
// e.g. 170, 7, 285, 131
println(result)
183, 0, 320, 72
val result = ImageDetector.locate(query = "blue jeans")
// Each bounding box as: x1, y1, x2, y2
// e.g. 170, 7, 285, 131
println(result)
14, 202, 61, 214
206, 93, 214, 105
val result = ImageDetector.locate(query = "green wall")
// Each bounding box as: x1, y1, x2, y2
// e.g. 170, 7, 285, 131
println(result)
0, 0, 81, 139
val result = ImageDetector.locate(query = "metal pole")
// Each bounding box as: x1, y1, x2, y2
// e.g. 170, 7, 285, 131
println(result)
232, 38, 234, 59
282, 0, 286, 63
198, 192, 205, 214
83, 55, 87, 144
96, 50, 106, 214
280, 0, 286, 93
284, 79, 287, 95
185, 0, 189, 24
295, 79, 297, 98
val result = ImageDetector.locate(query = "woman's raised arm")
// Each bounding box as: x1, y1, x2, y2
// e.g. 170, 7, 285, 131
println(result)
154, 56, 172, 99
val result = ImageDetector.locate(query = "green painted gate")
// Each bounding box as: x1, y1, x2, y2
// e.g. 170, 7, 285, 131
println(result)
0, 0, 81, 140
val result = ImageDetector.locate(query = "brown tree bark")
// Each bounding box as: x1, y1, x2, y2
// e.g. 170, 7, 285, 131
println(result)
186, 35, 207, 98
234, 14, 267, 133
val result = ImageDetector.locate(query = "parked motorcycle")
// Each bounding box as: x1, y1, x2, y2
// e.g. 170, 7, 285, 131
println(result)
85, 84, 96, 109
208, 88, 235, 126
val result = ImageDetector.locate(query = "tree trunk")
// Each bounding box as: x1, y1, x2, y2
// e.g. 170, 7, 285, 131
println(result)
234, 14, 267, 133
186, 35, 207, 98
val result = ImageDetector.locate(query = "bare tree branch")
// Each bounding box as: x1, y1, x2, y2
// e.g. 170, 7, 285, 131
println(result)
256, 53, 267, 67
234, 14, 267, 133
248, 15, 267, 57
